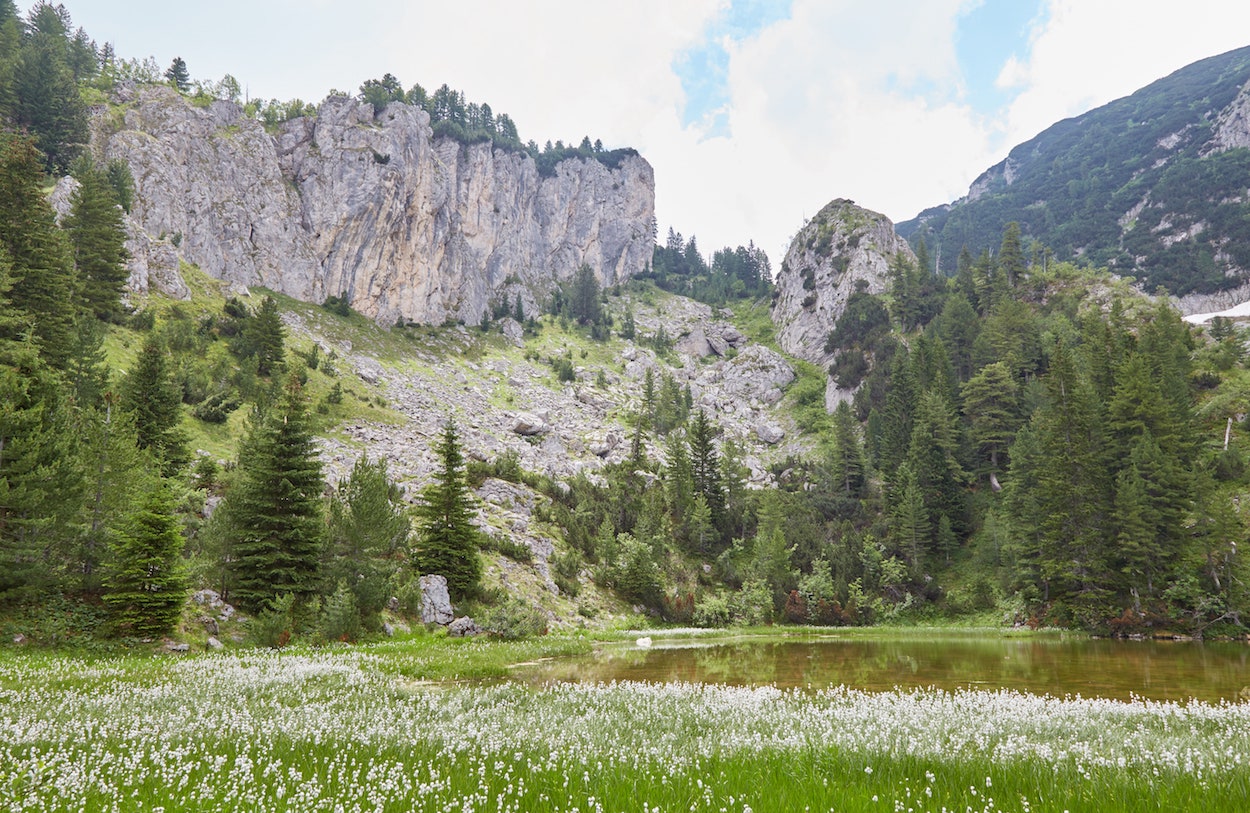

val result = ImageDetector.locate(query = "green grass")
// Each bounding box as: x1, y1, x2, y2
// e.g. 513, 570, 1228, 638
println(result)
0, 637, 1243, 812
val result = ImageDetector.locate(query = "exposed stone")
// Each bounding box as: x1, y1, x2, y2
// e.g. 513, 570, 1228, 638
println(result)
500, 317, 524, 347
206, 636, 224, 650
512, 412, 548, 436
771, 198, 915, 366
1206, 78, 1250, 154
448, 616, 482, 637
755, 422, 785, 444
95, 86, 655, 326
165, 641, 190, 653
588, 432, 620, 457
677, 327, 713, 358
419, 574, 454, 625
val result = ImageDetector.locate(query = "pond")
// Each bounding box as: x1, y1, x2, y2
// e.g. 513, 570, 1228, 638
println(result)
514, 633, 1250, 703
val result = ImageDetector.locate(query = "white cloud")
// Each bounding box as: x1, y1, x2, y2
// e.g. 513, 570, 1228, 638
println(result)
646, 0, 995, 262
1000, 0, 1250, 151
55, 0, 1250, 275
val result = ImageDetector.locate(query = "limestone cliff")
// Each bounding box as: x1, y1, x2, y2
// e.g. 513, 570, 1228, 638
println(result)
771, 199, 915, 366
90, 84, 655, 324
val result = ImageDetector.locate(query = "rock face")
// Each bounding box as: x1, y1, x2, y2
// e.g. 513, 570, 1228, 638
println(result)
418, 574, 454, 625
771, 199, 915, 365
91, 84, 655, 325
1205, 78, 1250, 154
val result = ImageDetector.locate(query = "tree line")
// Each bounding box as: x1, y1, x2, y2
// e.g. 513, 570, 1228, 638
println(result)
0, 123, 486, 643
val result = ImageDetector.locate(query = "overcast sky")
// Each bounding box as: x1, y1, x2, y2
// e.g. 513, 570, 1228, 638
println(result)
55, 0, 1250, 266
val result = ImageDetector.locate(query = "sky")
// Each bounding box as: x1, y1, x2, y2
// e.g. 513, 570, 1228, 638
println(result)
53, 0, 1250, 267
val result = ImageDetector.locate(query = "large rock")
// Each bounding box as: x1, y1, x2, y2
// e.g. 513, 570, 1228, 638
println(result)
94, 85, 655, 326
419, 574, 454, 625
512, 412, 548, 436
448, 616, 482, 637
771, 198, 915, 365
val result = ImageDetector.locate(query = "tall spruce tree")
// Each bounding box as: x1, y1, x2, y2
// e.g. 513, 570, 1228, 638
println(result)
414, 418, 481, 599
228, 375, 325, 611
76, 396, 150, 594
0, 250, 81, 599
569, 263, 602, 326
102, 481, 187, 637
12, 2, 87, 174
325, 454, 409, 630
120, 334, 188, 476
829, 400, 867, 496
164, 56, 190, 92
0, 130, 80, 370
64, 157, 130, 322
687, 409, 725, 542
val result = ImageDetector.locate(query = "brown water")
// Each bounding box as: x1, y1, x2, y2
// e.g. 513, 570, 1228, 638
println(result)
515, 634, 1250, 703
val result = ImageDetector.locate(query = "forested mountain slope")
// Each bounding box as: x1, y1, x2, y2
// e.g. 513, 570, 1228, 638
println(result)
898, 45, 1250, 301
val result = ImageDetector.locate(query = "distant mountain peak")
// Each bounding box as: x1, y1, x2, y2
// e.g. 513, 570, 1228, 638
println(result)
898, 45, 1250, 300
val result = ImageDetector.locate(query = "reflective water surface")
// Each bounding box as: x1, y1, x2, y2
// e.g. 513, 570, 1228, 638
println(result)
515, 634, 1250, 703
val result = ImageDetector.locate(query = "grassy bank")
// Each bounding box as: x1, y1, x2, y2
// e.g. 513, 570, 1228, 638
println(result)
1, 634, 1246, 812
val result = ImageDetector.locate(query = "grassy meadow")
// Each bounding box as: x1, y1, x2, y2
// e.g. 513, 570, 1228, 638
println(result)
1, 634, 1247, 812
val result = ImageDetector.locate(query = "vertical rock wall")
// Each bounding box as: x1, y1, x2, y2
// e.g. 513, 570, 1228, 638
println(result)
93, 85, 655, 324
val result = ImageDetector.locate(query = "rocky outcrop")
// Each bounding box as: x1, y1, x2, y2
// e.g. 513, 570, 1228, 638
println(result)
1205, 78, 1250, 154
90, 84, 655, 325
418, 575, 454, 625
771, 199, 915, 365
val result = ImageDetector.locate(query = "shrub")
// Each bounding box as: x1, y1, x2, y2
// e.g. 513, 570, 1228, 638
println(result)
692, 592, 730, 627
248, 593, 297, 649
482, 596, 548, 640
729, 579, 773, 626
319, 582, 363, 643
192, 391, 242, 423
480, 533, 533, 563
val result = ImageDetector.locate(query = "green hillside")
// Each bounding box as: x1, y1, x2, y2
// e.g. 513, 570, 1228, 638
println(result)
899, 45, 1250, 296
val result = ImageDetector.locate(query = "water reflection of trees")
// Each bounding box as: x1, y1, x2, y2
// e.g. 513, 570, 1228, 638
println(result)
518, 637, 1250, 702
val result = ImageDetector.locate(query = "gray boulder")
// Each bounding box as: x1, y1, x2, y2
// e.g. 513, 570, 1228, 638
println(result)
448, 616, 482, 637
512, 412, 548, 436
419, 574, 455, 625
755, 422, 786, 445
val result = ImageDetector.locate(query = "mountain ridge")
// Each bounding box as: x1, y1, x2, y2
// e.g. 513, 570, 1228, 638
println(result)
898, 44, 1250, 300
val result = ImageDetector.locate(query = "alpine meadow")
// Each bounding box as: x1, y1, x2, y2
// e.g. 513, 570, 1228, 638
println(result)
2, 2, 1249, 812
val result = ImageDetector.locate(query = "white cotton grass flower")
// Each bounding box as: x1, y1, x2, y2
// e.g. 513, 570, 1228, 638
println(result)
0, 649, 1246, 812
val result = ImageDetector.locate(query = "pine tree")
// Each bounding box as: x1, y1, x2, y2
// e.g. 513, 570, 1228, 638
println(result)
687, 409, 725, 540
1024, 342, 1113, 614
414, 418, 481, 599
164, 56, 190, 92
0, 131, 81, 369
0, 252, 81, 598
877, 349, 918, 477
120, 334, 188, 476
569, 264, 602, 326
228, 375, 325, 611
960, 360, 1020, 487
12, 2, 88, 174
64, 157, 130, 322
829, 400, 866, 496
998, 222, 1026, 285
76, 396, 150, 594
889, 462, 929, 572
663, 431, 694, 546
247, 295, 286, 377
102, 481, 187, 637
325, 454, 409, 630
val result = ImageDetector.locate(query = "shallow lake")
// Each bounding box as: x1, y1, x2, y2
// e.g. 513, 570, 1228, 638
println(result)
515, 633, 1250, 703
